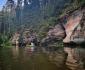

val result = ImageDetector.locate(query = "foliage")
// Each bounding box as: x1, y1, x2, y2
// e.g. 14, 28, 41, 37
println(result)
0, 35, 12, 47
60, 0, 85, 17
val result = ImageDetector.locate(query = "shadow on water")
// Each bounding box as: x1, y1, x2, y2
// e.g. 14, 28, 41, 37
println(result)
0, 46, 69, 70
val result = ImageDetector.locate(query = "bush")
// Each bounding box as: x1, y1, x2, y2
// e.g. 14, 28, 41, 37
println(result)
0, 35, 12, 47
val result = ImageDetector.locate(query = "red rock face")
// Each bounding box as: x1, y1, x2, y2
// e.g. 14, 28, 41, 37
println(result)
11, 32, 20, 44
63, 11, 83, 43
43, 10, 85, 44
47, 24, 66, 40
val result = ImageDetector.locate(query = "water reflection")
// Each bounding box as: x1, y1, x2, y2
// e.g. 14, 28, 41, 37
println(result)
63, 46, 85, 70
0, 46, 69, 70
12, 46, 19, 59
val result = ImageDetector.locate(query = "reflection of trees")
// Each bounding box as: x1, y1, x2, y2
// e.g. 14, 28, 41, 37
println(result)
12, 46, 19, 59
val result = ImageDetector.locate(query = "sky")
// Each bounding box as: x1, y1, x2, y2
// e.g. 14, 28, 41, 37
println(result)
0, 0, 6, 11
0, 0, 31, 11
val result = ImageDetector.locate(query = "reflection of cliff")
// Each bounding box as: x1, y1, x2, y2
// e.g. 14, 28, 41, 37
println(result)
12, 47, 19, 59
43, 7, 85, 70
63, 9, 85, 70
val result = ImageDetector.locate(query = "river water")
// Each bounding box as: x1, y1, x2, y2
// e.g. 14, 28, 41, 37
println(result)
0, 46, 69, 70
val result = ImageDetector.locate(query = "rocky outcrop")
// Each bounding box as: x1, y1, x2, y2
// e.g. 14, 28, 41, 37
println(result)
70, 11, 85, 44
11, 32, 20, 45
46, 8, 85, 44
63, 10, 85, 43
43, 7, 85, 70
63, 9, 85, 70
48, 24, 66, 40
41, 24, 65, 47
11, 29, 39, 47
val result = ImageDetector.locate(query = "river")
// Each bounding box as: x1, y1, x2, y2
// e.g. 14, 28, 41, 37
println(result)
0, 46, 69, 70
